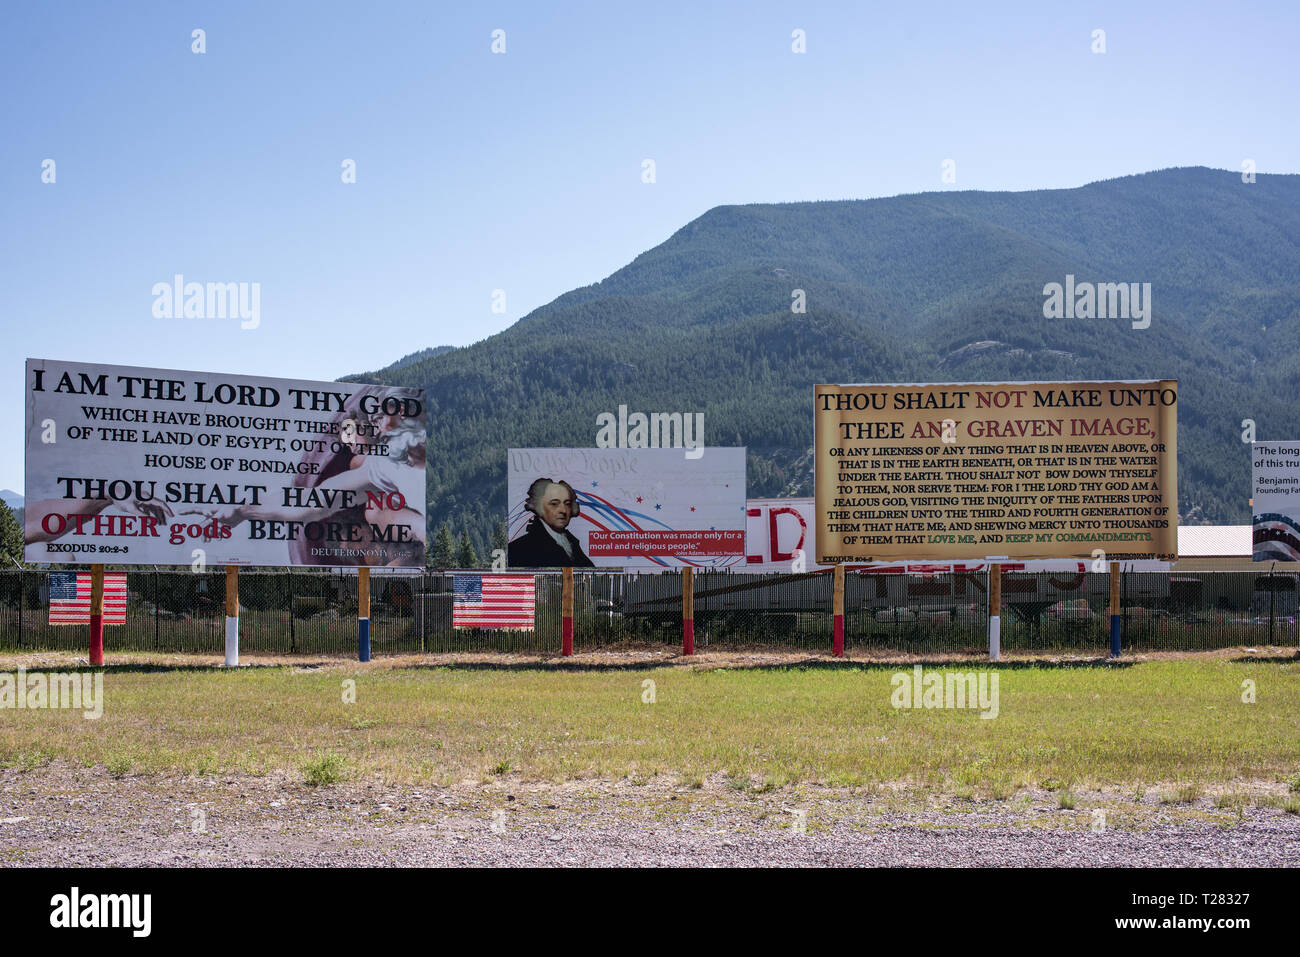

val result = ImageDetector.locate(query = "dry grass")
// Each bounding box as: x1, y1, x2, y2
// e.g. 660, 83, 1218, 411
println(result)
0, 650, 1297, 794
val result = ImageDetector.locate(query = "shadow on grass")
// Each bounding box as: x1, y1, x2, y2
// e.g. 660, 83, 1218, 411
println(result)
1228, 653, 1300, 664
408, 656, 1141, 673
0, 648, 1173, 675
0, 662, 304, 675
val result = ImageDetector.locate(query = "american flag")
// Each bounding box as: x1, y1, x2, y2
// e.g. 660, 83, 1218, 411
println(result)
452, 574, 535, 629
49, 572, 128, 625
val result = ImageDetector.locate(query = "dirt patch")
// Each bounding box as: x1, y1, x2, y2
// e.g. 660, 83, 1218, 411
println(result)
3, 645, 1294, 673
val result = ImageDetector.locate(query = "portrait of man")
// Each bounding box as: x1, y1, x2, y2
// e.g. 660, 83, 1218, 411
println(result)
508, 478, 595, 568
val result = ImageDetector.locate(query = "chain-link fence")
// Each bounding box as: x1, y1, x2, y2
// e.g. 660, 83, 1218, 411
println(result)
0, 568, 1296, 655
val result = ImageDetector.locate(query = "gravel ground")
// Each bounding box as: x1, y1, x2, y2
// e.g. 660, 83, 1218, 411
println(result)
3, 764, 1297, 867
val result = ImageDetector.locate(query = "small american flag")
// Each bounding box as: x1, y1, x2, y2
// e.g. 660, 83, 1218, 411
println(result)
452, 574, 535, 629
49, 572, 128, 625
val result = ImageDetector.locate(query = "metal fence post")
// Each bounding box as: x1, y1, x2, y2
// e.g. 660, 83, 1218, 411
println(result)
1270, 562, 1276, 646
1122, 564, 1129, 647
1108, 561, 1121, 657
287, 568, 296, 654
682, 567, 695, 655
17, 569, 23, 649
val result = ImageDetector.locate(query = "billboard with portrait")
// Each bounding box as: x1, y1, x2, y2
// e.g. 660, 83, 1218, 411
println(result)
1252, 440, 1300, 561
506, 447, 745, 568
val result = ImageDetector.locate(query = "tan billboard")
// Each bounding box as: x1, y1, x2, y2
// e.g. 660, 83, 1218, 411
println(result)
815, 380, 1178, 562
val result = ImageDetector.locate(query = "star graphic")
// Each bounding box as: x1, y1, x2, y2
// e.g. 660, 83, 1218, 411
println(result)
654, 504, 662, 511
690, 506, 696, 512
591, 481, 598, 487
636, 496, 643, 503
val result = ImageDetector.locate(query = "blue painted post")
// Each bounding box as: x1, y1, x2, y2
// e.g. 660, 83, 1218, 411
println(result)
358, 567, 371, 662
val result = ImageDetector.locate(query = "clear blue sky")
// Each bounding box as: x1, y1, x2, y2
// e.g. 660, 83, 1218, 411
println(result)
2, 0, 1296, 493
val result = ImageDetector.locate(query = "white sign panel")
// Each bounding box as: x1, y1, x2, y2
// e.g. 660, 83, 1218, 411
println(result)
24, 358, 427, 567
744, 499, 831, 573
506, 448, 746, 568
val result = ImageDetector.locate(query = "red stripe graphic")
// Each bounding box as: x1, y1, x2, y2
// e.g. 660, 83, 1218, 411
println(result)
453, 574, 536, 629
49, 573, 128, 625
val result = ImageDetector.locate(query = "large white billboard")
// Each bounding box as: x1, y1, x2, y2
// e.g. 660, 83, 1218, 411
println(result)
506, 447, 746, 568
24, 358, 426, 567
1252, 440, 1300, 561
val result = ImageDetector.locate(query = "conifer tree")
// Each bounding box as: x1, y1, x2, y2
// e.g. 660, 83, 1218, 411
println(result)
457, 528, 479, 568
430, 523, 456, 568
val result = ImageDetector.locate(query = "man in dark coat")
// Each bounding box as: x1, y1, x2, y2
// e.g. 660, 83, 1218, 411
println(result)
508, 478, 595, 568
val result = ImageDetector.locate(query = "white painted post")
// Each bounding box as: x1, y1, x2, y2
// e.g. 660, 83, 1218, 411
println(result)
988, 563, 1001, 662
225, 565, 239, 666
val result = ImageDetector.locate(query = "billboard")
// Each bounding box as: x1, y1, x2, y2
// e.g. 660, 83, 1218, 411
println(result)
815, 380, 1179, 563
506, 447, 746, 568
24, 358, 426, 567
1252, 440, 1300, 561
745, 499, 830, 573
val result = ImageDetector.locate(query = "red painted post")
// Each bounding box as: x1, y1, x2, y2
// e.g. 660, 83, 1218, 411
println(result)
682, 567, 695, 656
88, 563, 105, 666
561, 567, 574, 657
832, 564, 845, 657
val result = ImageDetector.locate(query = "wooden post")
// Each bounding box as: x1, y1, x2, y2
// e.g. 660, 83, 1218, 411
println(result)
988, 563, 1001, 661
224, 565, 239, 666
357, 566, 371, 662
682, 567, 695, 655
89, 563, 105, 666
832, 564, 845, 657
1109, 561, 1121, 658
561, 567, 574, 657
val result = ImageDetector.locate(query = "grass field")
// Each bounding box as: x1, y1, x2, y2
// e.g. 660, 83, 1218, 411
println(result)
2, 650, 1299, 805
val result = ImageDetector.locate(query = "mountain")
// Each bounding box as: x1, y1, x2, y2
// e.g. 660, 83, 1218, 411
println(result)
387, 346, 455, 371
0, 490, 22, 510
347, 167, 1300, 558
